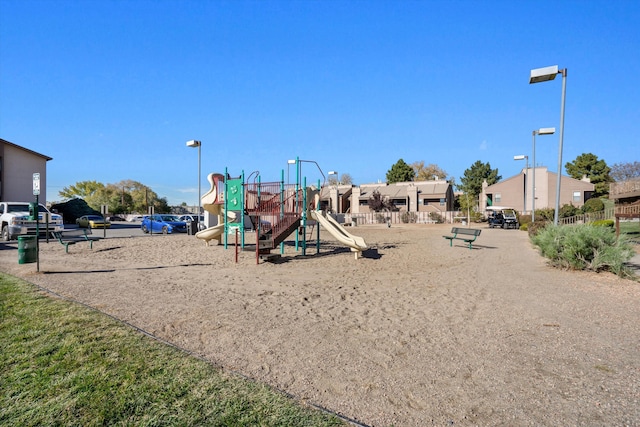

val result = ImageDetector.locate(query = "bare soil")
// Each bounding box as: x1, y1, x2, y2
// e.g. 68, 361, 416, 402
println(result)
2, 224, 639, 426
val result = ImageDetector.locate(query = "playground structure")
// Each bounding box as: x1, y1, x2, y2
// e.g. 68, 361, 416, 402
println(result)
194, 173, 236, 246
195, 164, 368, 262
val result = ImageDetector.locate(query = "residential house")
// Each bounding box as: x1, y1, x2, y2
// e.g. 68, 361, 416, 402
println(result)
318, 179, 454, 214
481, 166, 595, 213
0, 138, 52, 202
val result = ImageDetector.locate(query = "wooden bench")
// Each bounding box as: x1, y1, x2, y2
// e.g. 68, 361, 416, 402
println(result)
443, 227, 481, 250
52, 229, 100, 253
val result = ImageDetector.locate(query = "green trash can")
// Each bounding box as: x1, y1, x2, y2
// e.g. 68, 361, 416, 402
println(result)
18, 235, 37, 264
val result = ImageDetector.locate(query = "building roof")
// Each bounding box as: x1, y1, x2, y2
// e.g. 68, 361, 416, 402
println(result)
1, 138, 53, 161
485, 167, 594, 191
358, 180, 450, 200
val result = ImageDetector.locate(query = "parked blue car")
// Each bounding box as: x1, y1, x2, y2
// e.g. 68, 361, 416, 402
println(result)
141, 215, 187, 234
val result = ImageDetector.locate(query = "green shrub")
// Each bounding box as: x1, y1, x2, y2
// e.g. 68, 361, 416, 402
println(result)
592, 219, 614, 227
401, 211, 417, 223
51, 198, 101, 224
559, 203, 579, 218
535, 208, 555, 222
520, 222, 529, 231
519, 214, 532, 225
375, 213, 390, 224
527, 220, 550, 237
429, 212, 445, 224
582, 197, 605, 213
530, 224, 636, 278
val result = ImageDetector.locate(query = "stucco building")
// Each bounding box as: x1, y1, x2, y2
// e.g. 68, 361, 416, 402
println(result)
1, 138, 52, 202
319, 179, 455, 214
481, 166, 595, 213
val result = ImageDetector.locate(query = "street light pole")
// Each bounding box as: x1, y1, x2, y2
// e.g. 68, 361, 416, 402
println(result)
529, 65, 567, 226
328, 171, 338, 213
186, 140, 202, 229
287, 159, 296, 185
531, 127, 556, 222
513, 155, 528, 214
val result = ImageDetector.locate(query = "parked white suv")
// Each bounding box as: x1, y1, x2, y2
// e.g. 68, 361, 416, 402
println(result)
0, 202, 64, 241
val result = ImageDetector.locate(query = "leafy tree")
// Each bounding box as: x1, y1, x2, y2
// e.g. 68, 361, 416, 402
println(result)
610, 161, 640, 182
59, 179, 169, 213
411, 161, 448, 181
457, 192, 482, 222
51, 198, 100, 224
386, 159, 415, 184
581, 197, 604, 213
339, 173, 353, 185
559, 203, 579, 218
565, 153, 612, 197
459, 160, 501, 197
328, 173, 353, 186
59, 180, 105, 200
367, 190, 394, 212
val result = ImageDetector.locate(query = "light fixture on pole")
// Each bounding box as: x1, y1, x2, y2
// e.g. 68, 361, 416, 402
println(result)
186, 140, 201, 230
328, 171, 338, 213
514, 155, 529, 215
531, 127, 555, 222
287, 159, 296, 185
530, 65, 567, 226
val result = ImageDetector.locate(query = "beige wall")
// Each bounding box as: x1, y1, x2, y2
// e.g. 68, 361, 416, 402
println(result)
1, 142, 49, 202
483, 167, 595, 213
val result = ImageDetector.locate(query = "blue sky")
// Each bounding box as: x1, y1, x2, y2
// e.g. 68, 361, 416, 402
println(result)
1, 0, 639, 206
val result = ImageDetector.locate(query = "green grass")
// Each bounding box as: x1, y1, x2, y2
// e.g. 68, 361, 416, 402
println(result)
619, 221, 640, 244
0, 273, 344, 427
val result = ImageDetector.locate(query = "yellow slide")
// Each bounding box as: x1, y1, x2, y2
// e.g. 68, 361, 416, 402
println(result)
195, 172, 236, 246
309, 210, 367, 259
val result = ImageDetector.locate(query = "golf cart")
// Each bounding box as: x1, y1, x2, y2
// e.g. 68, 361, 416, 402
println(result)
486, 206, 519, 229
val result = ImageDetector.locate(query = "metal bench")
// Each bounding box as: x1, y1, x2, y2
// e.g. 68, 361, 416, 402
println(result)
52, 229, 100, 253
443, 227, 481, 250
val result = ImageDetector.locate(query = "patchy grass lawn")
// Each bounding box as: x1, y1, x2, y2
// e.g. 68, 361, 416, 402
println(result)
0, 273, 344, 427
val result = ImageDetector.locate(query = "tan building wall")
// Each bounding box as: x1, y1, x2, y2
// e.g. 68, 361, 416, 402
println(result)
483, 166, 595, 213
1, 139, 52, 202
346, 180, 453, 214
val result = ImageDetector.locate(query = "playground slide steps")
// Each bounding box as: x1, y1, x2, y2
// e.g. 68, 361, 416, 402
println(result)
257, 216, 301, 253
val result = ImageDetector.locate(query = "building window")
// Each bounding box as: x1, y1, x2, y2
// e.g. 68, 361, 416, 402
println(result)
495, 193, 501, 203
440, 198, 445, 206
573, 191, 581, 203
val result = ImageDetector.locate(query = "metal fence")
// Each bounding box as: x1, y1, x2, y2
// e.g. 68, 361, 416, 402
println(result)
339, 210, 465, 225
557, 207, 615, 225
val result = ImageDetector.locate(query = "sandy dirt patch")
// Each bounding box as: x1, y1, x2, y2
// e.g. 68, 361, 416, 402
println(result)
2, 224, 639, 426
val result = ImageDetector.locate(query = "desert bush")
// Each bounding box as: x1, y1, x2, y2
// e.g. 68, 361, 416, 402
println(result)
559, 203, 579, 218
582, 197, 605, 213
401, 211, 417, 223
429, 212, 445, 224
527, 220, 550, 237
592, 219, 614, 227
535, 208, 555, 222
531, 224, 635, 278
375, 213, 390, 224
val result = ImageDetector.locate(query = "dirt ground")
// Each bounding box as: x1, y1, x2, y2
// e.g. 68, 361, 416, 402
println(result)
1, 224, 639, 426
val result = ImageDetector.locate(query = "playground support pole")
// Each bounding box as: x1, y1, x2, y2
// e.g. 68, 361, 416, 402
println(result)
316, 178, 321, 254
294, 156, 300, 251
224, 167, 229, 249
302, 176, 307, 256
241, 170, 245, 248
280, 169, 285, 255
